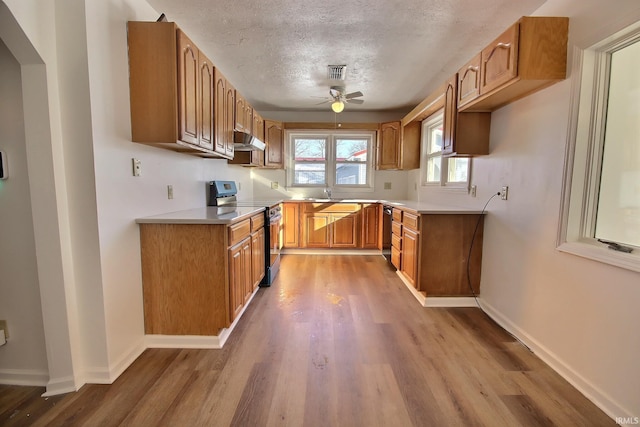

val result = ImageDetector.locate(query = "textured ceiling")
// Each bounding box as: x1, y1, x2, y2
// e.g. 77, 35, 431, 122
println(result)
146, 0, 546, 115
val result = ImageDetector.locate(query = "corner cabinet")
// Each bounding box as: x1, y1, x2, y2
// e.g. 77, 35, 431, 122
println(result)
442, 74, 492, 157
127, 21, 232, 159
459, 16, 569, 112
376, 121, 420, 170
392, 207, 485, 297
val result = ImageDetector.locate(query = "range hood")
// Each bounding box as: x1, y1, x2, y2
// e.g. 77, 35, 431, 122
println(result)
233, 131, 265, 151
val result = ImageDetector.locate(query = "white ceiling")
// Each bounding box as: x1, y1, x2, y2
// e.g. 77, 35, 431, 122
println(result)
146, 0, 546, 115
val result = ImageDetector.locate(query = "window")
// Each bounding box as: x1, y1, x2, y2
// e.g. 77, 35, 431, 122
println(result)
421, 112, 470, 189
558, 21, 640, 272
287, 131, 374, 189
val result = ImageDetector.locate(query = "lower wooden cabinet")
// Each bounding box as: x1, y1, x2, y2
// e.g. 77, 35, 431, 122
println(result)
361, 204, 380, 249
282, 202, 300, 248
393, 209, 485, 297
139, 213, 264, 336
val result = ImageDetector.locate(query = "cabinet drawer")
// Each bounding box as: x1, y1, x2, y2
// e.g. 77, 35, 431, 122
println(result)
391, 233, 402, 250
251, 213, 264, 231
304, 202, 361, 213
391, 221, 402, 237
228, 219, 251, 245
391, 247, 401, 270
402, 212, 419, 230
392, 208, 403, 222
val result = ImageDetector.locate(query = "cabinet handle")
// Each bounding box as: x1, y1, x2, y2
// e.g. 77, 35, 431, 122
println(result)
484, 42, 512, 63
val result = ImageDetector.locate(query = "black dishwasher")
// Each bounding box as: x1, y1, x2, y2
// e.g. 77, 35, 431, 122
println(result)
382, 205, 393, 266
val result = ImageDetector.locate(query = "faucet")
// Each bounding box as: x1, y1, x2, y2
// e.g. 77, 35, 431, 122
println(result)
324, 187, 332, 199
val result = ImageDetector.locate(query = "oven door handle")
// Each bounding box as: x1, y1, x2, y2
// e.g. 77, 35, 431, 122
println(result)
269, 214, 282, 223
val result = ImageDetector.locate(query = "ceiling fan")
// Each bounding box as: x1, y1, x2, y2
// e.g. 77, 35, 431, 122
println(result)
316, 86, 365, 113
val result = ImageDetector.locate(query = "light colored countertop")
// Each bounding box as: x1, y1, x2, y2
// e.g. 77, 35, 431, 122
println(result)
287, 198, 486, 214
136, 206, 265, 225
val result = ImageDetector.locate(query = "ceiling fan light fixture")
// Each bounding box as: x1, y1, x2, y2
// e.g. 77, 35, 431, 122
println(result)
331, 100, 345, 113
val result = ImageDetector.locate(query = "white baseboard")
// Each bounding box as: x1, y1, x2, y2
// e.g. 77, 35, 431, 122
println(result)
395, 271, 478, 307
83, 337, 146, 384
43, 375, 79, 397
0, 368, 48, 387
479, 299, 631, 421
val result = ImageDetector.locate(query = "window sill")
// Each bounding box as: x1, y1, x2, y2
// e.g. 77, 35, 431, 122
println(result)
557, 241, 640, 273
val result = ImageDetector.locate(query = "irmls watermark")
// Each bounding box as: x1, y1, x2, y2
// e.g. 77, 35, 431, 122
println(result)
616, 416, 639, 426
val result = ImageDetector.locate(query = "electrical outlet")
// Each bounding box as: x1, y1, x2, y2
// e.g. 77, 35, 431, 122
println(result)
384, 182, 392, 190
470, 185, 477, 197
0, 320, 8, 339
132, 158, 141, 177
501, 186, 509, 200
167, 185, 174, 199
271, 182, 279, 189
238, 182, 242, 190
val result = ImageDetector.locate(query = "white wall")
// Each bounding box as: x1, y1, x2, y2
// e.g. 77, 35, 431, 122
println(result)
410, 0, 640, 417
0, 39, 48, 385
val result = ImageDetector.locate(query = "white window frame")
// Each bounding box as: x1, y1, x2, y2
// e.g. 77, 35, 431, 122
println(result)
420, 112, 471, 191
286, 130, 375, 191
557, 21, 640, 273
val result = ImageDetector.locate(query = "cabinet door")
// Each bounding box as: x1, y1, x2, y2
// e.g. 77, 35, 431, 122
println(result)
199, 55, 214, 150
331, 213, 359, 248
283, 202, 300, 248
214, 69, 227, 156
481, 23, 519, 95
251, 228, 265, 290
235, 92, 246, 132
264, 120, 284, 168
303, 213, 330, 248
177, 30, 199, 146
361, 204, 379, 249
251, 111, 264, 166
244, 103, 253, 134
401, 228, 419, 288
377, 121, 401, 170
442, 75, 457, 156
229, 244, 244, 322
457, 53, 481, 109
225, 81, 236, 157
242, 239, 253, 304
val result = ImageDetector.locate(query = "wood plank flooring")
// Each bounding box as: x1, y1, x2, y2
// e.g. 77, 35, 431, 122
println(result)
0, 255, 615, 426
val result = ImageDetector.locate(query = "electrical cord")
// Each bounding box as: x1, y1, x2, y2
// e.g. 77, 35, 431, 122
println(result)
465, 190, 532, 352
466, 192, 500, 308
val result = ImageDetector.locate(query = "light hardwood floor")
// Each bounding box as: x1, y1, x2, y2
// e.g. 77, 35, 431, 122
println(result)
1, 255, 614, 426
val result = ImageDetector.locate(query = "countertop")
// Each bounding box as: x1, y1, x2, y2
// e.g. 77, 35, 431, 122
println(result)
286, 198, 486, 214
136, 206, 265, 225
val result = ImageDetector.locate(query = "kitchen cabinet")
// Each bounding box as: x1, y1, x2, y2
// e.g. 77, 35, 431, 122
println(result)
400, 212, 420, 287
234, 92, 253, 133
442, 75, 492, 157
282, 202, 300, 248
301, 203, 360, 249
251, 214, 265, 290
391, 207, 484, 297
457, 53, 481, 109
139, 212, 265, 336
460, 16, 569, 112
127, 22, 229, 158
376, 121, 421, 170
264, 120, 284, 169
361, 204, 380, 249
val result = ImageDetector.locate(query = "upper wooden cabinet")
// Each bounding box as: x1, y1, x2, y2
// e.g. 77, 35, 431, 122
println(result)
264, 120, 284, 169
214, 68, 235, 158
376, 121, 420, 170
234, 92, 253, 133
443, 75, 492, 157
459, 16, 569, 112
127, 22, 230, 158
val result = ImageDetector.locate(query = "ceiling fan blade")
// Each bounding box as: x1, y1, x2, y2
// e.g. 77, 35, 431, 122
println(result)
314, 99, 331, 105
345, 91, 363, 99
346, 98, 364, 104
